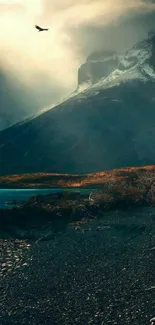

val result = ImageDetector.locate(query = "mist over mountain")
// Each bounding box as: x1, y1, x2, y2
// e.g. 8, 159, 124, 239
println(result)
0, 69, 69, 132
0, 71, 37, 130
0, 33, 155, 175
77, 50, 119, 91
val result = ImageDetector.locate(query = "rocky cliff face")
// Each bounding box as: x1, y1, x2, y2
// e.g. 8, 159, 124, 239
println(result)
77, 50, 119, 91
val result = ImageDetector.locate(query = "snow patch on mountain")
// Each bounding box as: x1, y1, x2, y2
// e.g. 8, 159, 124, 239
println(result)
77, 50, 118, 91
89, 38, 155, 92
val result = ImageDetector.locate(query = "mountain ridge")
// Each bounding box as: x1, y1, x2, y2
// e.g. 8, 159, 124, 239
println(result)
77, 50, 118, 91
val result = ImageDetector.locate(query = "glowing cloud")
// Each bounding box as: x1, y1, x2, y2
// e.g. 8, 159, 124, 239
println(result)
0, 0, 155, 110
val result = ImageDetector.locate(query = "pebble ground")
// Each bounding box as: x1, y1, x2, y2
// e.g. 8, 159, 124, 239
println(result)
1, 207, 155, 325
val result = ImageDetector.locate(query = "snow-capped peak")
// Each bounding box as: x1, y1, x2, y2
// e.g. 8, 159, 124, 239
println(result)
91, 37, 155, 90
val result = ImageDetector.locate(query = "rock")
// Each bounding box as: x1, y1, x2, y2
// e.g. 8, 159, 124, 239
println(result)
150, 317, 155, 324
22, 263, 28, 266
2, 263, 7, 268
77, 50, 118, 90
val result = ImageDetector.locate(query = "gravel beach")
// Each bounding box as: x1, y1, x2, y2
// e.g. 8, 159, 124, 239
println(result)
1, 207, 155, 325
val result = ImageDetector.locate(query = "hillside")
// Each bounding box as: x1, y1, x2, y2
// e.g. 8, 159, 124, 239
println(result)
0, 165, 155, 191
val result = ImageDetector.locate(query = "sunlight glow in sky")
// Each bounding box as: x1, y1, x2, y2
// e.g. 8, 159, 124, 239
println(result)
0, 0, 155, 105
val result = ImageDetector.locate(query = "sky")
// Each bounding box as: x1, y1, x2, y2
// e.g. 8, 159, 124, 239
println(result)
0, 0, 155, 129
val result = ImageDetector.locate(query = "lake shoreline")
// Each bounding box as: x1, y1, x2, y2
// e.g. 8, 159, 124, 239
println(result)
1, 163, 155, 240
0, 187, 154, 241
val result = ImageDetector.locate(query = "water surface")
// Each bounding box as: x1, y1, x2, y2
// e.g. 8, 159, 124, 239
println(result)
0, 188, 93, 209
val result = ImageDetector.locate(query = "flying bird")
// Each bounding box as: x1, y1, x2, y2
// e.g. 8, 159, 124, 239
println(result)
35, 25, 49, 32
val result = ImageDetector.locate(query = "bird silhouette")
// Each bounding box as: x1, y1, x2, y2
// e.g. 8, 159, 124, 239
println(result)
35, 25, 49, 32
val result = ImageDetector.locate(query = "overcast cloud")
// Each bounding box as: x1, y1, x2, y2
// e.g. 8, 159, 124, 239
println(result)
0, 0, 155, 128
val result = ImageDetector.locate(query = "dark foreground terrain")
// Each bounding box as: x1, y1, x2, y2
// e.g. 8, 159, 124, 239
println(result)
1, 207, 155, 325
1, 167, 155, 325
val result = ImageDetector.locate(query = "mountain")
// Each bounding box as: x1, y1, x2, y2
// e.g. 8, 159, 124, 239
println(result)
0, 34, 155, 176
77, 50, 118, 91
